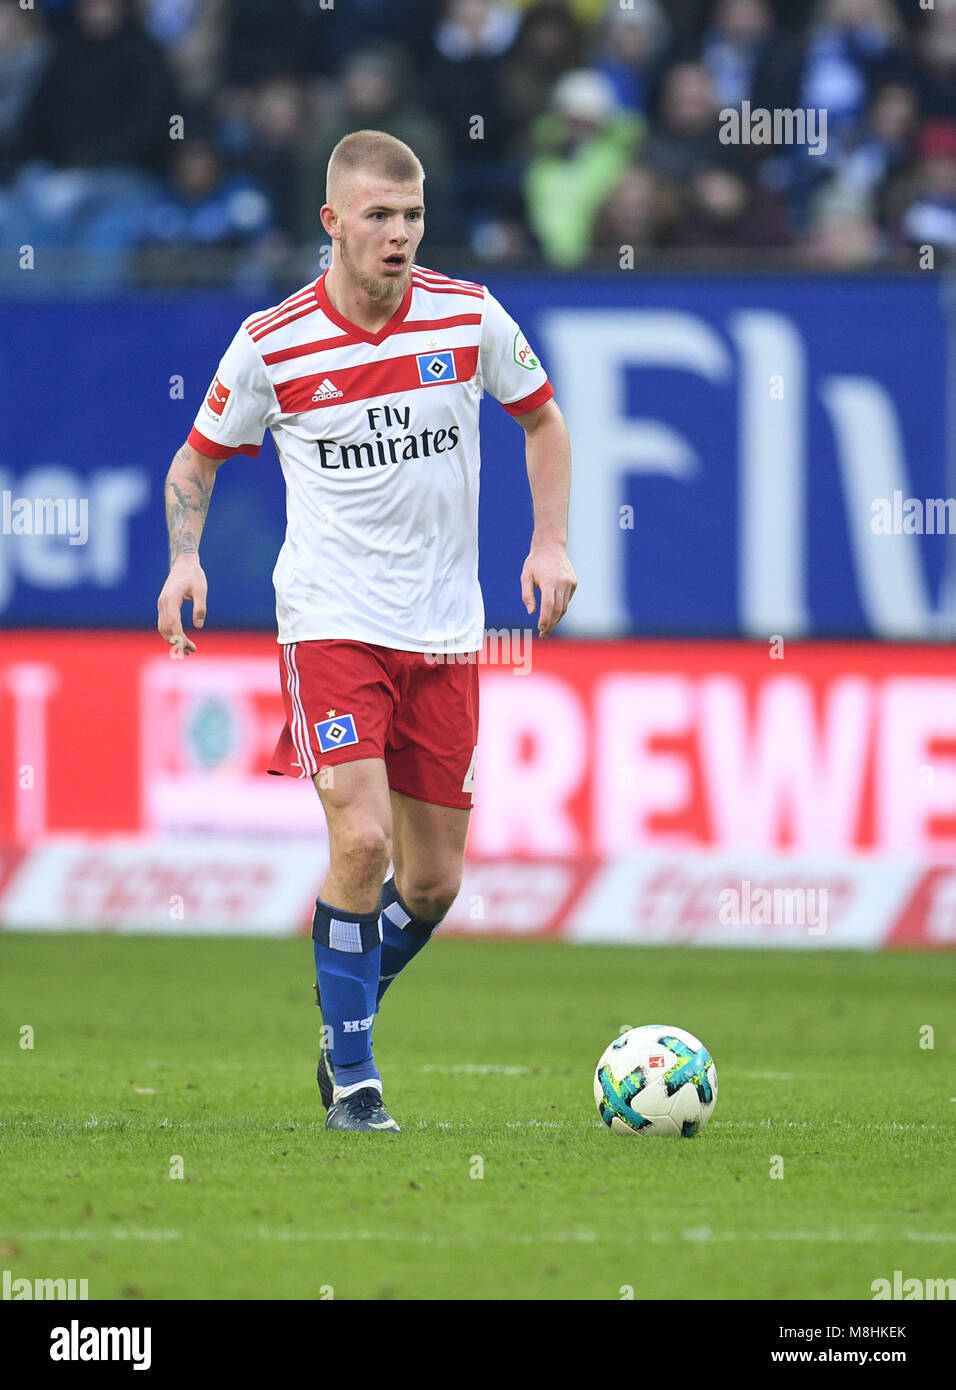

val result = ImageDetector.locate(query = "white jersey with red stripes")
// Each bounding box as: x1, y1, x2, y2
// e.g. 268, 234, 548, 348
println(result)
188, 264, 554, 651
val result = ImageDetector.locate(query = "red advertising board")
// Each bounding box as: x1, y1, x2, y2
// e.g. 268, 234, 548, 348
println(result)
2, 630, 956, 945
2, 633, 956, 859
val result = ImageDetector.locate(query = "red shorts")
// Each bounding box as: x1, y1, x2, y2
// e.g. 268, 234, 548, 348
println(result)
268, 640, 479, 809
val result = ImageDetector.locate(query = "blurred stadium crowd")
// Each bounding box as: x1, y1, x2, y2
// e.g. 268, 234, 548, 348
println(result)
0, 0, 954, 284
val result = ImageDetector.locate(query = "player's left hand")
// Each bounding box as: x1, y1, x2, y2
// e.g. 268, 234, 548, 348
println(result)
521, 540, 577, 638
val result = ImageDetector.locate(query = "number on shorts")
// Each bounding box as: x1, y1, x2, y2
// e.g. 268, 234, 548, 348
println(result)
462, 745, 478, 804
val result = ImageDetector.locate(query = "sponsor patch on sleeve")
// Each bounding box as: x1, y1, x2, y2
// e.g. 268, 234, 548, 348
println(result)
204, 376, 232, 420
513, 330, 539, 371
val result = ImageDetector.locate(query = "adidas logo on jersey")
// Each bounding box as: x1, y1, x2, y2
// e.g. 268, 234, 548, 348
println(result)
311, 378, 344, 401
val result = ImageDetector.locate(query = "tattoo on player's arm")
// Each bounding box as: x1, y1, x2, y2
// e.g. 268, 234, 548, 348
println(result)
166, 469, 213, 564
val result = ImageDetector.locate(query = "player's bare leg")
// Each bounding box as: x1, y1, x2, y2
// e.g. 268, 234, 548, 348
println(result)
376, 790, 471, 1004
310, 757, 400, 1131
315, 757, 393, 912
389, 789, 470, 922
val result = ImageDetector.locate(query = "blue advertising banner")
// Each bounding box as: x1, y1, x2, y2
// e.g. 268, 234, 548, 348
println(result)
0, 274, 951, 638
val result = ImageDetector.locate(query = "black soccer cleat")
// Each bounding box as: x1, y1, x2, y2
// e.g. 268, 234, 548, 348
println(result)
313, 980, 334, 1111
325, 1087, 401, 1133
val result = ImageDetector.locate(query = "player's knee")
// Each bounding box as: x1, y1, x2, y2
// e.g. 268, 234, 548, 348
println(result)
400, 871, 462, 925
334, 822, 392, 881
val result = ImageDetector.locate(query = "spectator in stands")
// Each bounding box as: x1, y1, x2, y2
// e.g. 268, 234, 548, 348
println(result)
142, 0, 206, 51
322, 0, 446, 81
800, 0, 910, 137
140, 130, 274, 258
221, 0, 447, 87
592, 0, 671, 117
524, 68, 643, 265
221, 0, 332, 86
800, 197, 881, 268
699, 0, 776, 108
591, 160, 681, 258
1, 0, 180, 284
914, 0, 956, 123
821, 81, 920, 221
0, 0, 50, 185
896, 119, 956, 257
424, 0, 521, 234
234, 77, 312, 242
500, 0, 587, 138
142, 0, 228, 103
677, 164, 792, 252
511, 0, 606, 26
18, 0, 179, 175
641, 61, 744, 183
297, 43, 454, 247
761, 0, 912, 237
3, 0, 952, 278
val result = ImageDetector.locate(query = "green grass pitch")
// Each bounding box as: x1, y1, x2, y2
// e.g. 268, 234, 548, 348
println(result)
1, 934, 953, 1301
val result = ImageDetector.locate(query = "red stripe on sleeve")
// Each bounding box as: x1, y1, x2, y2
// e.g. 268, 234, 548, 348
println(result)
500, 381, 554, 417
187, 426, 262, 459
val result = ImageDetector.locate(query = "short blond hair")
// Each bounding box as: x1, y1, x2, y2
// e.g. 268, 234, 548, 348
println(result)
326, 130, 424, 205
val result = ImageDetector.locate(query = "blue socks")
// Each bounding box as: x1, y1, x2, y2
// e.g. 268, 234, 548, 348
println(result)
312, 877, 447, 1097
312, 898, 382, 1095
377, 876, 446, 1006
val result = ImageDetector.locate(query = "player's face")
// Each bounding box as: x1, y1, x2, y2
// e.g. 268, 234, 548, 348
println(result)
336, 177, 424, 302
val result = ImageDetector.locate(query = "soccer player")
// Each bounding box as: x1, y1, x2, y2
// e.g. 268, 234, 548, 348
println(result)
157, 130, 577, 1132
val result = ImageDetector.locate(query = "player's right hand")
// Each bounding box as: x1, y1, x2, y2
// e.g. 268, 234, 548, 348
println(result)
157, 556, 208, 656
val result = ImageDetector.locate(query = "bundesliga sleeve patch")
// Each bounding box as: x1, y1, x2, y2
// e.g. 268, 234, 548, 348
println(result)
513, 331, 539, 371
204, 375, 232, 419
314, 712, 359, 752
416, 350, 457, 385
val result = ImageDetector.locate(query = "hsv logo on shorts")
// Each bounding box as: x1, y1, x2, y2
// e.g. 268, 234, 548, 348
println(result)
205, 376, 232, 418
416, 350, 456, 385
314, 712, 359, 752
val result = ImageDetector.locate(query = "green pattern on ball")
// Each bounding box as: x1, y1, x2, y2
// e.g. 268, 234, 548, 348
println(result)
660, 1036, 714, 1103
597, 1065, 651, 1131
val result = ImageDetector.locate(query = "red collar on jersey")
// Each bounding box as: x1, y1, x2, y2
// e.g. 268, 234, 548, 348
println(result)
314, 269, 414, 345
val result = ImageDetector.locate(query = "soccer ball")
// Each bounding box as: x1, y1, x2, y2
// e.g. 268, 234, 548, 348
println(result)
594, 1024, 718, 1138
